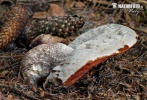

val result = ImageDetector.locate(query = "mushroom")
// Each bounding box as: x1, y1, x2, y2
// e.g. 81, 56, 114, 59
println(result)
45, 24, 138, 86
20, 43, 74, 87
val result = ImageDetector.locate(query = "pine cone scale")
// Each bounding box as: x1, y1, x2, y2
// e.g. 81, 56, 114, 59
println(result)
0, 5, 30, 50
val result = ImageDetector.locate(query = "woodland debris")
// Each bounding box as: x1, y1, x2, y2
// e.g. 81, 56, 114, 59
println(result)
30, 34, 70, 47
16, 15, 84, 48
49, 3, 65, 17
33, 12, 48, 19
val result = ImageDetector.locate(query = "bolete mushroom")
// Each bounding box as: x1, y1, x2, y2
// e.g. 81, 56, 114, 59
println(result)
20, 43, 74, 87
46, 24, 138, 86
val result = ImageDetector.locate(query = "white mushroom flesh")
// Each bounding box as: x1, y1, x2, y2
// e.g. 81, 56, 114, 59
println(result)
47, 24, 138, 86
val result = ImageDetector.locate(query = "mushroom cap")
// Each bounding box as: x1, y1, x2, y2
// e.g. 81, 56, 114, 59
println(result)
21, 43, 74, 86
47, 24, 138, 86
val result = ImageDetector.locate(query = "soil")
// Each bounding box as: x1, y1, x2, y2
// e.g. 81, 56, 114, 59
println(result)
0, 0, 146, 100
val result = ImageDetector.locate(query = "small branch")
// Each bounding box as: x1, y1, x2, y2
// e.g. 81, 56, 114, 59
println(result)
0, 84, 40, 100
0, 55, 24, 58
0, 62, 19, 72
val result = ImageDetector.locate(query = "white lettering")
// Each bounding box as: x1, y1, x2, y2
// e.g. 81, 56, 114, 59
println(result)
118, 4, 124, 8
126, 4, 131, 8
115, 3, 141, 8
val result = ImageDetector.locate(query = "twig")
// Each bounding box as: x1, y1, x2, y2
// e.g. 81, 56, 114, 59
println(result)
139, 84, 147, 91
0, 55, 24, 58
138, 0, 147, 4
95, 0, 112, 6
135, 27, 147, 34
127, 75, 142, 78
0, 62, 19, 72
0, 84, 40, 100
133, 52, 147, 62
141, 40, 147, 49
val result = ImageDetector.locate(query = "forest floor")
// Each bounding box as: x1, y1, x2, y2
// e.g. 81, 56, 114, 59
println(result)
0, 0, 146, 100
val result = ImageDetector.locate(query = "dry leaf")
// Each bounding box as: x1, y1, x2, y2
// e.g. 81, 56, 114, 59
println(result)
26, 91, 34, 97
0, 70, 9, 78
33, 12, 48, 19
90, 13, 97, 21
0, 91, 4, 100
65, 0, 72, 10
70, 1, 85, 8
30, 34, 70, 47
49, 4, 65, 17
75, 1, 85, 8
70, 1, 76, 8
6, 94, 14, 100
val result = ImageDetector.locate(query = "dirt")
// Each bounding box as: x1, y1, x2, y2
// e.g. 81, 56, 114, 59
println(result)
0, 0, 146, 99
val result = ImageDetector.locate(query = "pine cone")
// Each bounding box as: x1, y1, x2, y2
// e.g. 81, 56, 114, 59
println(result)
0, 4, 30, 50
16, 15, 84, 47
